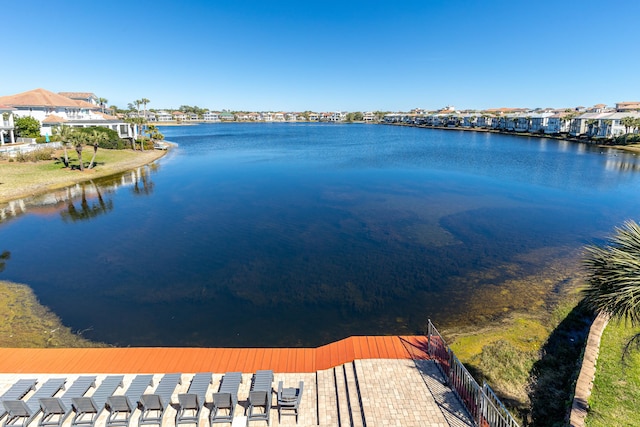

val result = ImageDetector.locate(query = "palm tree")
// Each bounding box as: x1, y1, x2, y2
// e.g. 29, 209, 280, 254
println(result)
134, 99, 142, 116
98, 97, 108, 113
141, 98, 150, 119
54, 125, 75, 168
583, 220, 640, 358
145, 124, 164, 143
601, 119, 613, 140
621, 116, 635, 135
70, 132, 85, 171
87, 129, 108, 169
586, 119, 598, 138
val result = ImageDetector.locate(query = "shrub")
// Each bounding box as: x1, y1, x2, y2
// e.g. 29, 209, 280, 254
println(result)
14, 148, 54, 162
136, 137, 154, 150
614, 134, 640, 145
74, 126, 125, 149
35, 135, 62, 143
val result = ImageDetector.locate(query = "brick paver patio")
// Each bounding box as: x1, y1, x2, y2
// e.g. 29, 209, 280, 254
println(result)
0, 359, 472, 427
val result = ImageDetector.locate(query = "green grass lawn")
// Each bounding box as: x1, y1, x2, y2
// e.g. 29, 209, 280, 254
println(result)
586, 321, 640, 426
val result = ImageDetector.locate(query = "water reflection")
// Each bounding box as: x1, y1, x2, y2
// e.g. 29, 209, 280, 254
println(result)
0, 250, 9, 272
0, 165, 158, 225
61, 182, 114, 223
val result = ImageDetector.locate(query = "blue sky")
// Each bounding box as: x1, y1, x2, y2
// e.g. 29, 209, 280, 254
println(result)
3, 0, 639, 112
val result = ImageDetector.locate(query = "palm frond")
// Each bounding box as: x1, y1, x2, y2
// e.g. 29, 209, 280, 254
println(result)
582, 220, 640, 326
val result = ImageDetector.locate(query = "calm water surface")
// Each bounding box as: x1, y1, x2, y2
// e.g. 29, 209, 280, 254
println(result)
2, 123, 640, 346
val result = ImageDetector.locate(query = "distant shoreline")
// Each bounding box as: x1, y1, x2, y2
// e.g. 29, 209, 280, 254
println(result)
387, 122, 640, 155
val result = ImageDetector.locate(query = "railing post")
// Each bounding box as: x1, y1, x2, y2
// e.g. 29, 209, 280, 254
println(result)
427, 319, 432, 357
477, 383, 485, 427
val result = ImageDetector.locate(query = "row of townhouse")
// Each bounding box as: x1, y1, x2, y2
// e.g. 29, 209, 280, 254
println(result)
384, 104, 640, 139
138, 110, 376, 123
0, 88, 138, 145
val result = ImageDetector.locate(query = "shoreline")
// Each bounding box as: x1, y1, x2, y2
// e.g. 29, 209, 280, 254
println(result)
0, 148, 169, 205
387, 122, 640, 154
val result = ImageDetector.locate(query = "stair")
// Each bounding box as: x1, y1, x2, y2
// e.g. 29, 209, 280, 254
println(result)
334, 365, 352, 426
316, 368, 338, 426
316, 363, 366, 427
344, 363, 365, 427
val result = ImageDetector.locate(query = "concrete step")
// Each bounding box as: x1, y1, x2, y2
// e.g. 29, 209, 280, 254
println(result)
334, 365, 352, 427
316, 368, 338, 426
344, 362, 365, 427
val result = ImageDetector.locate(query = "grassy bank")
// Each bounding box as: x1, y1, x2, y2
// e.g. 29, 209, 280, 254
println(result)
0, 280, 101, 347
445, 264, 594, 426
0, 148, 166, 203
586, 321, 640, 426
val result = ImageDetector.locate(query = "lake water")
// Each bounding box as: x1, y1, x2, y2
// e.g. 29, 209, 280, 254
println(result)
1, 123, 640, 347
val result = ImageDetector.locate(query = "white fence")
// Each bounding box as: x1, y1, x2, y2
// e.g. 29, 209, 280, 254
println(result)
0, 142, 62, 158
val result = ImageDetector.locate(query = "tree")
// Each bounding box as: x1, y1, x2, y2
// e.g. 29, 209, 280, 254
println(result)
87, 129, 107, 169
141, 98, 150, 116
14, 116, 40, 138
583, 220, 640, 358
54, 125, 75, 168
98, 97, 108, 113
69, 131, 86, 171
140, 98, 150, 132
621, 116, 635, 135
601, 119, 613, 139
586, 119, 598, 138
145, 124, 164, 142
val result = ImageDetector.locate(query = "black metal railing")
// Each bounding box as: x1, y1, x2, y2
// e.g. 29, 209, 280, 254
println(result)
426, 319, 520, 427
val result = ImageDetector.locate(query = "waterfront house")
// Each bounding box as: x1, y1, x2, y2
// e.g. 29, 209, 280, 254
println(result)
58, 92, 99, 106
327, 111, 345, 122
219, 112, 235, 121
476, 115, 495, 128
203, 111, 219, 122
187, 113, 199, 121
274, 112, 285, 122
172, 111, 187, 122
616, 101, 640, 112
0, 105, 15, 144
569, 113, 593, 136
286, 113, 297, 122
529, 112, 554, 133
0, 88, 137, 140
155, 110, 173, 122
308, 113, 319, 121
569, 112, 612, 137
461, 114, 477, 128
597, 112, 640, 138
363, 112, 375, 122
545, 112, 573, 134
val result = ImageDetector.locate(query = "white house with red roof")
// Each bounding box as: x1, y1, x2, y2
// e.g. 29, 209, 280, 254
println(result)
0, 88, 137, 140
58, 92, 99, 106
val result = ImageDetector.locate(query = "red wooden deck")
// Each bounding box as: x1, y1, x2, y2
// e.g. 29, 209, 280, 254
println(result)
0, 336, 429, 374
